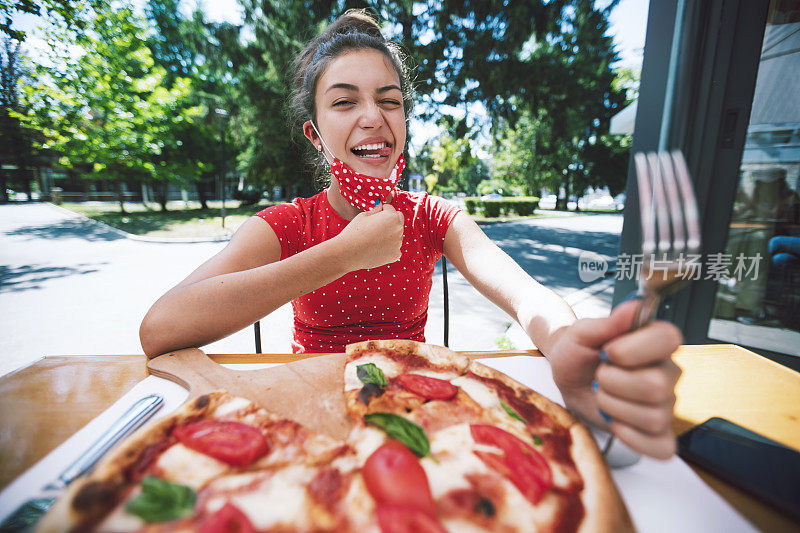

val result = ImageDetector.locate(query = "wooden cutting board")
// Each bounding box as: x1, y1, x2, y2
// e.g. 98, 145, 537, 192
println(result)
146, 347, 541, 441
147, 348, 352, 440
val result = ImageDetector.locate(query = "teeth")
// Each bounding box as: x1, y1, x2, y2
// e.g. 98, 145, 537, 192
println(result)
352, 142, 388, 152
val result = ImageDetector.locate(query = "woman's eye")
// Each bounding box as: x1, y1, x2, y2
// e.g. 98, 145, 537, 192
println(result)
333, 100, 354, 107
381, 100, 401, 107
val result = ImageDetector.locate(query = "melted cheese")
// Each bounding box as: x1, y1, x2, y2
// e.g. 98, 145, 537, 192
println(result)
344, 355, 402, 391
213, 396, 252, 417
497, 474, 559, 529
451, 376, 500, 408
211, 464, 314, 530
155, 443, 229, 490
405, 369, 460, 380
206, 471, 265, 491
441, 519, 495, 533
349, 425, 387, 463
426, 423, 563, 530
423, 424, 489, 498
340, 476, 379, 533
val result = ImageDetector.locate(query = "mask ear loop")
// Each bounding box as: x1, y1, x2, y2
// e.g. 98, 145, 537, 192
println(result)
309, 121, 334, 166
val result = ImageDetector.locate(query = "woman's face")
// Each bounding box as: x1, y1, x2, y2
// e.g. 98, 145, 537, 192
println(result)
305, 48, 406, 178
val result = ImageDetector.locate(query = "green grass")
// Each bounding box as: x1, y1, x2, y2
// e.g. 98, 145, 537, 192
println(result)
58, 200, 622, 238
61, 201, 278, 238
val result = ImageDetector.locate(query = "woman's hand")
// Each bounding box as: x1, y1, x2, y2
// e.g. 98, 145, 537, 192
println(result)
335, 203, 405, 270
546, 298, 683, 459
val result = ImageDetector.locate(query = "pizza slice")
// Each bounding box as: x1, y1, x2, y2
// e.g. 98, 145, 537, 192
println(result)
343, 339, 632, 533
37, 391, 354, 532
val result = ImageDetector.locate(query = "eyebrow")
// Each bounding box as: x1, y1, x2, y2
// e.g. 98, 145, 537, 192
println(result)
325, 83, 402, 94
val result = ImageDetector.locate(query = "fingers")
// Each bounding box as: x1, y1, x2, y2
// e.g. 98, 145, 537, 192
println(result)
607, 420, 677, 460
368, 203, 404, 225
603, 320, 683, 368
596, 386, 674, 435
596, 379, 678, 459
364, 202, 386, 215
568, 297, 643, 348
594, 352, 681, 460
596, 359, 681, 405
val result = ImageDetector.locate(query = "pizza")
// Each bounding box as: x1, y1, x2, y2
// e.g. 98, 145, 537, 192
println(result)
37, 340, 631, 532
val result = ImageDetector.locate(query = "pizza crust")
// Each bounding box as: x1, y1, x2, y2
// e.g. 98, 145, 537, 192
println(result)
346, 339, 471, 374
349, 341, 632, 532
570, 424, 634, 532
36, 392, 233, 533
469, 361, 578, 428
468, 360, 632, 532
41, 341, 632, 532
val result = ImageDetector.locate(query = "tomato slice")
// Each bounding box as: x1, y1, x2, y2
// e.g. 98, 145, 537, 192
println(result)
199, 502, 256, 533
362, 440, 437, 517
173, 421, 269, 467
396, 374, 458, 400
470, 424, 552, 504
377, 505, 448, 533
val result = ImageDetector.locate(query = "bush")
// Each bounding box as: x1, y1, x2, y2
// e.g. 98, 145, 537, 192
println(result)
510, 197, 539, 216
483, 200, 503, 217
463, 197, 540, 217
235, 185, 264, 206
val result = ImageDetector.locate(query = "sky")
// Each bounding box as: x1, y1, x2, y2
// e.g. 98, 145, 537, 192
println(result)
11, 0, 649, 151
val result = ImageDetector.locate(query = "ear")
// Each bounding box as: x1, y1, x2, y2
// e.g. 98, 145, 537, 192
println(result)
302, 121, 319, 150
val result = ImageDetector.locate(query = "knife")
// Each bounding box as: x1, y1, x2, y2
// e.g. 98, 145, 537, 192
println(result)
0, 394, 164, 532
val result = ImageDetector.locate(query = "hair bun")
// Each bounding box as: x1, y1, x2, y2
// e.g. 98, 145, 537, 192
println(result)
324, 9, 384, 40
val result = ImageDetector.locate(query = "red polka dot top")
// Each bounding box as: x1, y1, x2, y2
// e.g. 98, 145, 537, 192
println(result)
254, 189, 461, 353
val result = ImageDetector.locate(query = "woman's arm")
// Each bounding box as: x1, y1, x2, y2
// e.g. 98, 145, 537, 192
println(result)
442, 212, 576, 355
443, 212, 682, 459
140, 204, 405, 357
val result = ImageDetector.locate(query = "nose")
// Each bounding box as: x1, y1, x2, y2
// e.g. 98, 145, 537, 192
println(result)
358, 101, 384, 129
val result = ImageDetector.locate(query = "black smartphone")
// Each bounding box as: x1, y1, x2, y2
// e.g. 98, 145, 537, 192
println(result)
677, 417, 800, 522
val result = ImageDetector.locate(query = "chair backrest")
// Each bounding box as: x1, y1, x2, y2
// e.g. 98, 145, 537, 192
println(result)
253, 256, 450, 353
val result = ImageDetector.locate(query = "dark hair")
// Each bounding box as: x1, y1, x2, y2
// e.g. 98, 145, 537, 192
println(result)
288, 9, 412, 183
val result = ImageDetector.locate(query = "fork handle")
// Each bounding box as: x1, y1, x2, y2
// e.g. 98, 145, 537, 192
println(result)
632, 290, 662, 329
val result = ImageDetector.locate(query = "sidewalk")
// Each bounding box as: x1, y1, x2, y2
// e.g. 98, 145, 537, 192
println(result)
0, 203, 619, 376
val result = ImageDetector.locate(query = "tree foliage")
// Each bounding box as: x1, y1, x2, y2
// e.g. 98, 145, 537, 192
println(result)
10, 0, 633, 207
23, 3, 202, 211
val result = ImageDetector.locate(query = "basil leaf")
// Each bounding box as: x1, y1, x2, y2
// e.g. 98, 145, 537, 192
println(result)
126, 476, 196, 523
501, 400, 527, 423
532, 434, 543, 446
357, 363, 388, 387
364, 412, 430, 457
358, 382, 385, 405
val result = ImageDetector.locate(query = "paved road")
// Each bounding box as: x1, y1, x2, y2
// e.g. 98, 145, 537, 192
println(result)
0, 203, 621, 377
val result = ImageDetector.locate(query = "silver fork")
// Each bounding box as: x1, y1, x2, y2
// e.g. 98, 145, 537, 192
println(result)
602, 150, 702, 468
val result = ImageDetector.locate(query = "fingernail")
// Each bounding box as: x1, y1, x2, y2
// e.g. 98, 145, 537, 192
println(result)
374, 198, 380, 207
591, 380, 599, 392
599, 409, 612, 423
599, 350, 610, 363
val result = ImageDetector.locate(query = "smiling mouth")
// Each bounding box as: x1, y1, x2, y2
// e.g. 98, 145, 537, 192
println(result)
351, 142, 392, 158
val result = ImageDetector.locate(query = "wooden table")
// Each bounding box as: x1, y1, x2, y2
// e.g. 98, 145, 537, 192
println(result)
0, 345, 798, 530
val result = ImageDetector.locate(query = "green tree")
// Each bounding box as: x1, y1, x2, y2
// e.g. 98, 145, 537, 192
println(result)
0, 36, 34, 202
23, 3, 201, 212
397, 0, 626, 209
145, 0, 224, 209
428, 131, 486, 195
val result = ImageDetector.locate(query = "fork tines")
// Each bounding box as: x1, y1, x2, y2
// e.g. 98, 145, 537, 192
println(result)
633, 150, 701, 260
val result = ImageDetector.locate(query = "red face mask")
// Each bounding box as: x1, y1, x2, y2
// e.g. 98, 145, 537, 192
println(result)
311, 122, 405, 212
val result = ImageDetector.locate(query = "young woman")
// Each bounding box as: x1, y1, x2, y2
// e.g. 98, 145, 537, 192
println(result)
140, 10, 682, 460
